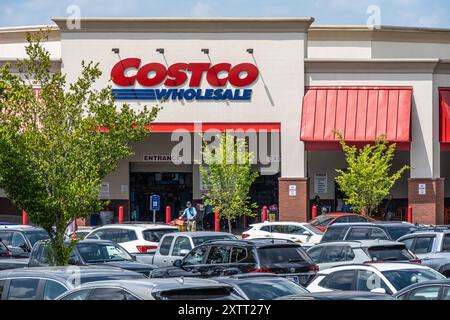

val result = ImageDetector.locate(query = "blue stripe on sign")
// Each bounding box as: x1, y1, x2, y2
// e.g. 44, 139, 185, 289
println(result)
112, 89, 157, 100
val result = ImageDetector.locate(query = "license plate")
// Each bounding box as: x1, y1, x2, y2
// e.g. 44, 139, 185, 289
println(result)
288, 276, 300, 284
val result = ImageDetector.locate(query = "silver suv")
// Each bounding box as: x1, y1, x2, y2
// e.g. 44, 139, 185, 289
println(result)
307, 240, 418, 270
398, 229, 450, 277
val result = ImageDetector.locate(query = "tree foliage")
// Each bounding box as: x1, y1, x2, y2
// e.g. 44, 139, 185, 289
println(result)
0, 31, 159, 265
334, 131, 410, 216
199, 133, 259, 233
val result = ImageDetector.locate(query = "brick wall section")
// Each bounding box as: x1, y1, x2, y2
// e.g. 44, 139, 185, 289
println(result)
279, 178, 309, 222
408, 178, 445, 225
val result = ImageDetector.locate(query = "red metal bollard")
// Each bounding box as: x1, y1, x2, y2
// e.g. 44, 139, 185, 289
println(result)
262, 206, 268, 222
166, 206, 171, 224
312, 206, 318, 220
362, 208, 367, 216
118, 206, 124, 224
22, 210, 28, 225
214, 207, 220, 232
408, 206, 413, 223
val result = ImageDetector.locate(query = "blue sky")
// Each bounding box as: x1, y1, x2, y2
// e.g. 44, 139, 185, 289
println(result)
0, 0, 449, 28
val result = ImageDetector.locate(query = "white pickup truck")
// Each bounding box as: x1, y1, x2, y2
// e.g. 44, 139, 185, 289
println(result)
151, 231, 237, 267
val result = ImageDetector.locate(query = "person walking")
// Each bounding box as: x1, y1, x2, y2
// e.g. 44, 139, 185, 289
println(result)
384, 195, 396, 221
180, 201, 197, 232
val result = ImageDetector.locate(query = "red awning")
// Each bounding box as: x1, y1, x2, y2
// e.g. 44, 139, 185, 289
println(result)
440, 88, 450, 151
301, 86, 412, 151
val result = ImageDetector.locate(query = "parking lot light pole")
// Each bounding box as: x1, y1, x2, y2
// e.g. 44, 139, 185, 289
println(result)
22, 210, 27, 225
118, 206, 124, 224
166, 206, 171, 224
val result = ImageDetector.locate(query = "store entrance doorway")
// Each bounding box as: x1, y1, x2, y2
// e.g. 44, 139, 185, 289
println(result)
130, 172, 193, 222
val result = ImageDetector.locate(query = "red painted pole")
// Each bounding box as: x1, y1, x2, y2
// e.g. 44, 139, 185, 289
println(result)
408, 206, 413, 223
166, 206, 171, 224
214, 207, 220, 232
262, 206, 268, 222
312, 206, 318, 220
362, 208, 367, 216
22, 210, 28, 225
118, 206, 124, 224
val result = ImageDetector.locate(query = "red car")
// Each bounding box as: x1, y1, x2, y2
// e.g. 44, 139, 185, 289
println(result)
309, 213, 375, 232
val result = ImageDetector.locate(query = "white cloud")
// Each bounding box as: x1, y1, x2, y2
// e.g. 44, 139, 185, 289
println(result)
190, 2, 215, 16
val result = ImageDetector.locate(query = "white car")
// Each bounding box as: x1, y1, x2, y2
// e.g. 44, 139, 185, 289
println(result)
85, 223, 178, 264
306, 263, 446, 295
242, 222, 323, 247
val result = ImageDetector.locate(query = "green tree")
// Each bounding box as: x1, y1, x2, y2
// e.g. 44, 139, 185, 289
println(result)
0, 31, 159, 265
199, 133, 259, 233
334, 131, 410, 216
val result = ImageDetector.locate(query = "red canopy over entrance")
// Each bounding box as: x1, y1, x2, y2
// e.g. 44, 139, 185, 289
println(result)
301, 86, 412, 151
440, 88, 450, 151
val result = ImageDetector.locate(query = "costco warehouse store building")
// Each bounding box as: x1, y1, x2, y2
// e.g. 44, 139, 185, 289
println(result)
1, 17, 450, 226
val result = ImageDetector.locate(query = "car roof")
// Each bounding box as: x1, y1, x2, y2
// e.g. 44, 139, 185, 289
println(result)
250, 222, 308, 227
93, 224, 178, 230
214, 273, 288, 283
310, 240, 406, 248
0, 226, 45, 232
199, 238, 301, 248
328, 222, 415, 228
0, 266, 142, 283
318, 262, 431, 274
74, 278, 232, 298
281, 291, 395, 300
169, 232, 234, 237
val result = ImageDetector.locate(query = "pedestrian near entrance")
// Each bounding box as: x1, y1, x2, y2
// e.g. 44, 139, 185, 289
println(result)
384, 195, 396, 221
180, 201, 197, 232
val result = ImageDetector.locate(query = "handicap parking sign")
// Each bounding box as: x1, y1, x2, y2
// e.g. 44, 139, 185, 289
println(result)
150, 195, 160, 211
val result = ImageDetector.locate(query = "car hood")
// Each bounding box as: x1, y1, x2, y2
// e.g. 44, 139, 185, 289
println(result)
88, 261, 156, 272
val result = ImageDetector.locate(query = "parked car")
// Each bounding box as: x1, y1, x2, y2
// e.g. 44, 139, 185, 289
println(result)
307, 240, 419, 270
67, 227, 96, 240
309, 213, 374, 232
56, 278, 243, 300
28, 239, 156, 277
320, 222, 419, 243
0, 258, 29, 271
306, 263, 445, 295
0, 226, 49, 257
241, 222, 323, 247
394, 279, 450, 300
0, 240, 11, 258
278, 291, 395, 300
152, 232, 237, 267
214, 273, 310, 300
85, 224, 178, 263
150, 239, 319, 287
398, 229, 450, 277
0, 266, 146, 300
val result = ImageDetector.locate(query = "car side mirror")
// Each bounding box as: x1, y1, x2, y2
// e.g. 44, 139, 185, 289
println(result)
179, 249, 190, 257
131, 254, 137, 261
68, 258, 78, 266
173, 259, 183, 268
370, 288, 386, 294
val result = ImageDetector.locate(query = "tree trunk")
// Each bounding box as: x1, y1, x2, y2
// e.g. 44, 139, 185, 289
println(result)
228, 219, 232, 234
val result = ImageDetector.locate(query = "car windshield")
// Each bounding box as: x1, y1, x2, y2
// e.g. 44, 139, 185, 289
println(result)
367, 246, 415, 262
238, 279, 309, 300
142, 229, 178, 242
385, 227, 416, 240
192, 235, 236, 247
24, 230, 50, 246
0, 240, 8, 252
310, 216, 334, 227
77, 243, 133, 263
303, 225, 324, 235
382, 269, 445, 291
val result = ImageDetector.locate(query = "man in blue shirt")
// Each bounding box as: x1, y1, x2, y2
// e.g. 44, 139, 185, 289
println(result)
180, 201, 197, 231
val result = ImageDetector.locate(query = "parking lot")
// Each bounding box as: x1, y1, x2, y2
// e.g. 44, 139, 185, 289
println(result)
1, 217, 449, 301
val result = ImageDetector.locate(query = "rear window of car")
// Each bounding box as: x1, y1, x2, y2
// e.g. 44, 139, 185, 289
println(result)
238, 278, 309, 300
310, 216, 335, 227
321, 227, 346, 242
385, 227, 416, 240
24, 230, 50, 246
192, 235, 236, 247
257, 246, 310, 265
142, 229, 178, 242
303, 224, 324, 235
366, 246, 415, 262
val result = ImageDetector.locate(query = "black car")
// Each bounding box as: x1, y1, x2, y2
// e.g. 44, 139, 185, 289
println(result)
394, 279, 450, 300
278, 291, 395, 300
29, 239, 156, 277
150, 239, 319, 286
0, 227, 49, 257
321, 222, 419, 243
0, 266, 146, 300
215, 273, 310, 300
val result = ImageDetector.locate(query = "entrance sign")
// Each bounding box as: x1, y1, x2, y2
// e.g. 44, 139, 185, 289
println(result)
314, 173, 328, 194
111, 59, 259, 101
143, 155, 182, 163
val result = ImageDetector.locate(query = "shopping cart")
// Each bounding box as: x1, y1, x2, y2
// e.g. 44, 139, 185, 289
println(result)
174, 218, 188, 232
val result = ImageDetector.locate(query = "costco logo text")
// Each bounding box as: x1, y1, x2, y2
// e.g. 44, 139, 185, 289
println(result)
111, 58, 259, 101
